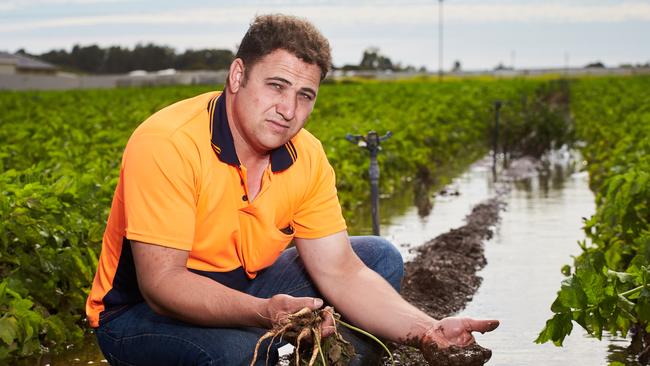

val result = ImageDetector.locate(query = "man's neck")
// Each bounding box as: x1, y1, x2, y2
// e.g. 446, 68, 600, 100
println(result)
225, 91, 270, 166
224, 91, 270, 201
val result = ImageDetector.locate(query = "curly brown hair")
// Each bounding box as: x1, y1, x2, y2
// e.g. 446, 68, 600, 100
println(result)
236, 14, 332, 82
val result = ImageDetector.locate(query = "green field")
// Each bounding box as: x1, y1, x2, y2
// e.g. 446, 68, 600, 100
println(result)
0, 76, 612, 361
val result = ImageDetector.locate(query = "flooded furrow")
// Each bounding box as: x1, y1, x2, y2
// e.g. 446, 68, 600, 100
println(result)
380, 150, 637, 365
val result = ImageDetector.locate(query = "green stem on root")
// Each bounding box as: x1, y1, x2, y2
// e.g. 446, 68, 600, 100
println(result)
336, 319, 395, 366
318, 341, 326, 366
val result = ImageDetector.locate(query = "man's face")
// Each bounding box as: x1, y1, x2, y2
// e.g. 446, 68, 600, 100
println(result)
229, 49, 321, 155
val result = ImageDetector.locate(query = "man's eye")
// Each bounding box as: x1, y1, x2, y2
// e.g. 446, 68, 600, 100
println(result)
300, 93, 313, 101
269, 83, 282, 90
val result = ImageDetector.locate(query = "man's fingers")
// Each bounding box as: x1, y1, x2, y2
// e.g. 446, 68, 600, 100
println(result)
268, 295, 325, 327
467, 319, 500, 333
290, 297, 323, 311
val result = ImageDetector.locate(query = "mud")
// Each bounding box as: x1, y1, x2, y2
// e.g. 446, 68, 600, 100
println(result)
421, 343, 493, 366
383, 197, 504, 365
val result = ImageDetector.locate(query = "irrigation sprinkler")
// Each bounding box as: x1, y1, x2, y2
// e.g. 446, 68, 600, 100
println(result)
345, 130, 393, 236
492, 100, 502, 178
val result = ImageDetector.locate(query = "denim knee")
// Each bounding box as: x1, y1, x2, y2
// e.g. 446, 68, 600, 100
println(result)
350, 236, 404, 292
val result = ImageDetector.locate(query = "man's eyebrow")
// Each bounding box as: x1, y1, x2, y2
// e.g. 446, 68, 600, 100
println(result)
266, 77, 316, 97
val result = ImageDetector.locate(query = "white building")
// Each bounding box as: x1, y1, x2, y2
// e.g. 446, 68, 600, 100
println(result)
0, 52, 58, 75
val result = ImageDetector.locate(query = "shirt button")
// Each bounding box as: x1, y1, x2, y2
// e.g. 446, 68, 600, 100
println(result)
242, 195, 248, 201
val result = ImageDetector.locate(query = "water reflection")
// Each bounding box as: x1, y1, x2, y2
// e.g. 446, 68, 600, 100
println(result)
346, 160, 469, 236
608, 335, 642, 365
413, 173, 434, 218
455, 151, 639, 365
14, 334, 106, 365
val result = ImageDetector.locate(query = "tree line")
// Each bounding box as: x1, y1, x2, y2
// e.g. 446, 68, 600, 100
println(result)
18, 44, 427, 74
20, 44, 235, 74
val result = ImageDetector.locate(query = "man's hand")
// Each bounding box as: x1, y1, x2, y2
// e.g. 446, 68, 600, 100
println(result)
421, 317, 499, 349
264, 294, 323, 327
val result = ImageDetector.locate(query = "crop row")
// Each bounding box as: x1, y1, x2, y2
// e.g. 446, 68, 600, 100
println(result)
536, 76, 650, 358
0, 79, 568, 360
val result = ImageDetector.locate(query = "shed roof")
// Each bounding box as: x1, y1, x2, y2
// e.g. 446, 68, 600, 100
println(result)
0, 51, 57, 70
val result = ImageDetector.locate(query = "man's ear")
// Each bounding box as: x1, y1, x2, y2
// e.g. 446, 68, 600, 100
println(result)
228, 58, 245, 94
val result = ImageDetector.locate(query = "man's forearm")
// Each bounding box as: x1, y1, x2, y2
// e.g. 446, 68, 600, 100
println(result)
319, 265, 437, 344
142, 267, 269, 328
130, 240, 270, 328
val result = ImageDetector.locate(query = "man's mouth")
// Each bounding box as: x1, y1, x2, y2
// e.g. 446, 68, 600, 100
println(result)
266, 119, 290, 129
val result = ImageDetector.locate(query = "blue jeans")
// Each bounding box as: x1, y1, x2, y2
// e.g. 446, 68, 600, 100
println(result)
96, 236, 404, 366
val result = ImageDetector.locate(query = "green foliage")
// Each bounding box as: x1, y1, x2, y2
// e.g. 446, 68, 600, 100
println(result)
0, 86, 215, 361
0, 79, 565, 361
537, 76, 650, 347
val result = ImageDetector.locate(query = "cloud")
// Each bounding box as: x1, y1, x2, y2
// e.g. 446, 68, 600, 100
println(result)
3, 0, 128, 6
2, 1, 650, 33
446, 2, 650, 23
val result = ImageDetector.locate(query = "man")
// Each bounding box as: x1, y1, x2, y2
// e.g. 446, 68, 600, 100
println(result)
86, 14, 498, 365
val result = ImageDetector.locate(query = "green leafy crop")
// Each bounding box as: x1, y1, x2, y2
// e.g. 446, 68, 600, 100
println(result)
537, 76, 650, 350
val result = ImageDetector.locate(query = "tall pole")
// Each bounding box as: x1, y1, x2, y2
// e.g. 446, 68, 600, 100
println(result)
492, 100, 502, 179
438, 0, 444, 81
367, 132, 381, 236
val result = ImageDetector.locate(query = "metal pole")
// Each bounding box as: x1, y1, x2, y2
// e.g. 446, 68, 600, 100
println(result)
438, 0, 444, 82
367, 132, 381, 236
492, 101, 502, 176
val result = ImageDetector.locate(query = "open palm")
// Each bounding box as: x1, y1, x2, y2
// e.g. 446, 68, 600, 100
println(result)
422, 317, 499, 349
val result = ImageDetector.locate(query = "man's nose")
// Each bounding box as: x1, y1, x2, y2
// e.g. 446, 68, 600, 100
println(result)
276, 93, 296, 121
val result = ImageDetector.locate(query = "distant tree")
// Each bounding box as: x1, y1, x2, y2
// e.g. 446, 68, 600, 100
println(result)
29, 43, 235, 74
103, 46, 132, 73
494, 62, 513, 71
452, 60, 462, 72
585, 61, 605, 68
175, 49, 234, 70
39, 49, 73, 70
131, 43, 175, 71
360, 47, 394, 71
71, 44, 105, 73
340, 64, 361, 71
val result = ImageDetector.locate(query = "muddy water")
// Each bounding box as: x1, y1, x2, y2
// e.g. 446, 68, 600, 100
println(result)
381, 159, 496, 263
381, 153, 637, 365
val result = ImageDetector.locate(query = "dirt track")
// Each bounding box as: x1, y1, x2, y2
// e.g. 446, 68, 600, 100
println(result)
384, 197, 503, 365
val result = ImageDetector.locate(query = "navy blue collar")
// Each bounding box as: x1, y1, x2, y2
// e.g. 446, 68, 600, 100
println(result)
208, 91, 297, 173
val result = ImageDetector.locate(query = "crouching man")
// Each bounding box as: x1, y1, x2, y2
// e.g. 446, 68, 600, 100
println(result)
86, 14, 498, 365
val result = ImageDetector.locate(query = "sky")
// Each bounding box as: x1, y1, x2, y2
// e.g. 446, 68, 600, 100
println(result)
1, 0, 649, 71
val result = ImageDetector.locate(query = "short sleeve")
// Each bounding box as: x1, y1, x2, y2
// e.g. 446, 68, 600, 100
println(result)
292, 149, 347, 239
122, 133, 197, 250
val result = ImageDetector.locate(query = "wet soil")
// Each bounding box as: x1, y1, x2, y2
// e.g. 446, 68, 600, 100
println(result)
420, 343, 493, 366
383, 197, 504, 365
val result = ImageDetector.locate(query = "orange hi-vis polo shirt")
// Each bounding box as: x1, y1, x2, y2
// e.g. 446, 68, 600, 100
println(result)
86, 91, 347, 328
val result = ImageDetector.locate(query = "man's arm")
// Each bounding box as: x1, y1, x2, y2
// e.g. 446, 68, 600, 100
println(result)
130, 240, 324, 328
294, 231, 498, 347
